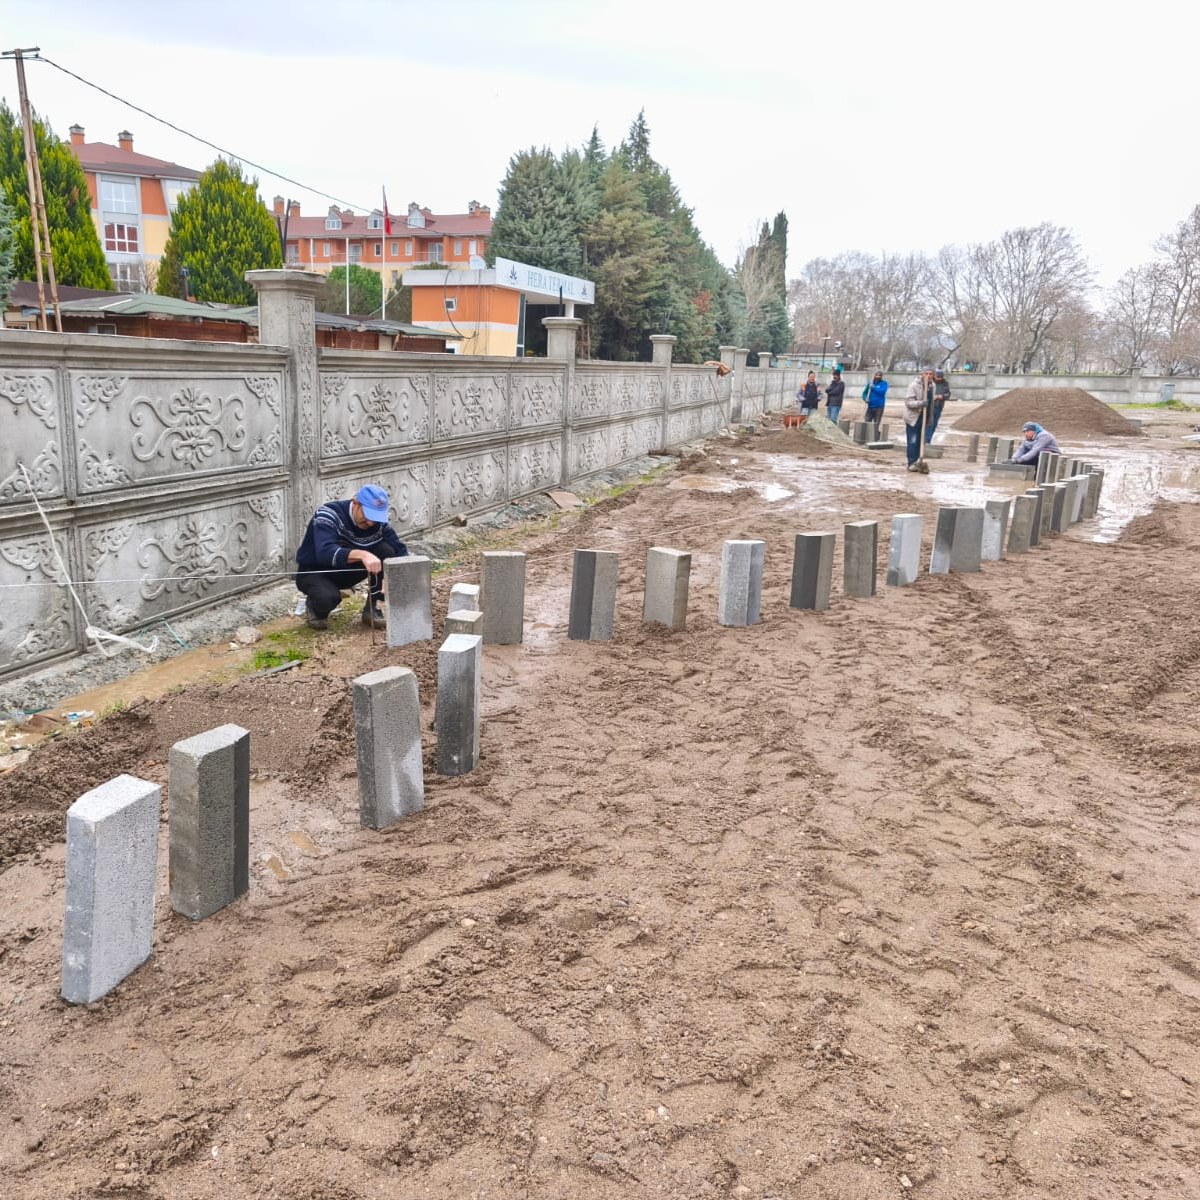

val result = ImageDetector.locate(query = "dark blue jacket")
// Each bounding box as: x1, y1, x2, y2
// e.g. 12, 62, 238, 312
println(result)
296, 499, 407, 572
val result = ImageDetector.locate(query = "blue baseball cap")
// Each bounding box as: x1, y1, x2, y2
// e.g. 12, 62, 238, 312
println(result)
355, 484, 389, 522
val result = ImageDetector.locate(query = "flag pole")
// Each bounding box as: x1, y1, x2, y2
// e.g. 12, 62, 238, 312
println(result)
345, 235, 350, 315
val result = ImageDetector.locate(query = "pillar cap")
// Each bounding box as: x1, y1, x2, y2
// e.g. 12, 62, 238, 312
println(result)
541, 316, 583, 329
245, 268, 326, 297
649, 334, 677, 343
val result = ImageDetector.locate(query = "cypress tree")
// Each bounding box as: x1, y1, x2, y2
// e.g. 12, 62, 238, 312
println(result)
0, 102, 111, 289
157, 158, 281, 304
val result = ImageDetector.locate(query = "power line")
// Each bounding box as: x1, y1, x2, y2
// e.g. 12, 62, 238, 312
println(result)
31, 53, 374, 214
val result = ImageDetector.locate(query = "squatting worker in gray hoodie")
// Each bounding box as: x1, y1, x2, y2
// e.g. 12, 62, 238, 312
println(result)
1011, 422, 1062, 465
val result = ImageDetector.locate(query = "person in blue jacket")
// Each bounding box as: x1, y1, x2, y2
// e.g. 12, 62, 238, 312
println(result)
863, 372, 888, 433
1011, 422, 1062, 465
294, 484, 408, 630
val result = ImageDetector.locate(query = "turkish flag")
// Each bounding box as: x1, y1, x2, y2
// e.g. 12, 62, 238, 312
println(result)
382, 188, 392, 236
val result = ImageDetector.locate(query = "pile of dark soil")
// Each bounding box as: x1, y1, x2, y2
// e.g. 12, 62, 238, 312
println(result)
955, 386, 1140, 438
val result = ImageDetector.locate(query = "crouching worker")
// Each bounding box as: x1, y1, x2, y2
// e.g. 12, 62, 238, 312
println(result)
294, 484, 408, 630
1011, 422, 1061, 465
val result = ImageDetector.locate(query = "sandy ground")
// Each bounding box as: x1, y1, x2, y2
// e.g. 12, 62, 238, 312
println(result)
2, 405, 1200, 1199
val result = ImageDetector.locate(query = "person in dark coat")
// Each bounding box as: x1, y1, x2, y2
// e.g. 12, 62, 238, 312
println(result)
797, 371, 821, 416
824, 369, 846, 424
927, 370, 951, 443
294, 484, 408, 629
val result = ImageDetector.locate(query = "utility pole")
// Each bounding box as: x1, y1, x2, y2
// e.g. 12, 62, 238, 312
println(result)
2, 47, 61, 332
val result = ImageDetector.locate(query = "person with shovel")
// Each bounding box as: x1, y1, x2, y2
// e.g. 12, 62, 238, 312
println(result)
904, 370, 935, 473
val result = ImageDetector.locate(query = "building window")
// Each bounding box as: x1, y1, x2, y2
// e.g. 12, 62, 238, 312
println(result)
468, 240, 477, 255
99, 176, 137, 214
390, 241, 399, 256
323, 241, 331, 257
325, 216, 342, 230
374, 242, 382, 257
428, 243, 443, 263
367, 214, 383, 229
104, 223, 139, 253
405, 240, 412, 256
454, 239, 462, 255
349, 243, 362, 262
110, 261, 142, 292
285, 243, 299, 263
162, 179, 191, 212
444, 297, 457, 312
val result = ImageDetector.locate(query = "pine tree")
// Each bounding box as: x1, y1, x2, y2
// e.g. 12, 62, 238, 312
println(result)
322, 263, 387, 317
0, 103, 111, 288
488, 147, 593, 275
157, 158, 281, 304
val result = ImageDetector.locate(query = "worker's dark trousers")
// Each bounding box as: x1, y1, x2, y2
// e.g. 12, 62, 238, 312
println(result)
295, 568, 382, 620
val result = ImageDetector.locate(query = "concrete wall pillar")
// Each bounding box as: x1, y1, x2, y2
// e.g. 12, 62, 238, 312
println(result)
649, 334, 676, 366
247, 268, 326, 562
733, 348, 750, 419
543, 316, 583, 361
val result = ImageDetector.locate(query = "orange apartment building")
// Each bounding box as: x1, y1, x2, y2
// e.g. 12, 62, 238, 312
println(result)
278, 199, 492, 286
68, 126, 201, 292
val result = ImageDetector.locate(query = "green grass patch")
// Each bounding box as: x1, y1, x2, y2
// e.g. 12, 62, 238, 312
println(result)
252, 646, 310, 670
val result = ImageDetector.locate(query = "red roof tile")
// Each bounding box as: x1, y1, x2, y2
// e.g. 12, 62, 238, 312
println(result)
72, 141, 201, 181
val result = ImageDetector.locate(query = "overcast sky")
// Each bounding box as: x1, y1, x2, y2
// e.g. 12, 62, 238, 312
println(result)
4, 0, 1195, 291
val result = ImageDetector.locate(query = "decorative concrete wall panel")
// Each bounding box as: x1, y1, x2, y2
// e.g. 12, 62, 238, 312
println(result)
71, 372, 285, 494
0, 371, 65, 507
572, 370, 610, 421
319, 371, 431, 459
0, 528, 77, 671
432, 373, 509, 440
79, 492, 287, 632
322, 464, 431, 533
508, 372, 564, 432
509, 438, 562, 497
433, 450, 507, 522
609, 416, 661, 467
570, 428, 610, 477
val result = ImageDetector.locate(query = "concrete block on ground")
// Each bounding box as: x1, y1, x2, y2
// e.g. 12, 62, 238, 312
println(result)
643, 547, 691, 630
982, 499, 1012, 562
878, 422, 890, 440
383, 555, 433, 648
481, 551, 526, 645
1024, 488, 1045, 546
951, 507, 985, 572
930, 507, 958, 575
568, 549, 619, 641
1068, 474, 1089, 523
985, 436, 1000, 464
1008, 495, 1038, 554
718, 539, 765, 626
790, 531, 835, 610
352, 666, 424, 829
62, 775, 160, 1005
1035, 453, 1052, 484
852, 421, 870, 445
436, 634, 482, 776
843, 521, 879, 598
988, 462, 1036, 481
923, 445, 945, 458
1048, 483, 1070, 533
168, 724, 250, 921
838, 418, 852, 434
996, 437, 1016, 461
886, 514, 922, 587
446, 609, 484, 637
865, 441, 895, 451
448, 582, 481, 615
966, 433, 980, 463
1083, 470, 1104, 519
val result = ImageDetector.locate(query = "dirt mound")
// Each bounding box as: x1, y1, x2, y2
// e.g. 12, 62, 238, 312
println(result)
1119, 504, 1184, 548
955, 386, 1140, 437
753, 416, 861, 457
